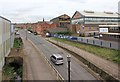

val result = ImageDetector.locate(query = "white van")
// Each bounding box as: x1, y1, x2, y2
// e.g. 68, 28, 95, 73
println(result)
50, 54, 64, 65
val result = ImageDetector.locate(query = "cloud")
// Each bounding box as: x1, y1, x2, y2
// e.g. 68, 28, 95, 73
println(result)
0, 0, 119, 23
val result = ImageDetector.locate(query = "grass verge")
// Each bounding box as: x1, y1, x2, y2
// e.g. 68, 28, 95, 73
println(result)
52, 37, 120, 64
13, 38, 23, 48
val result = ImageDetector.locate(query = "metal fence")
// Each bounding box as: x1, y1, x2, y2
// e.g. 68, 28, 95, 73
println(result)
77, 37, 119, 50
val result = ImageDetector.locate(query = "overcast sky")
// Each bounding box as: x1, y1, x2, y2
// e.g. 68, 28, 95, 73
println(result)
0, 0, 119, 23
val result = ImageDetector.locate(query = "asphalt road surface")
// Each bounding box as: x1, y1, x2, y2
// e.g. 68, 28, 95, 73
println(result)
20, 30, 97, 80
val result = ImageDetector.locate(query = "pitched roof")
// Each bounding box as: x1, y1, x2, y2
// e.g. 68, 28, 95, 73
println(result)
0, 16, 11, 22
51, 14, 70, 21
58, 14, 70, 18
74, 10, 119, 18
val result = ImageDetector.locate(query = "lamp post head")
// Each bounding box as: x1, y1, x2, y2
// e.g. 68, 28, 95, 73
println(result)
67, 55, 71, 62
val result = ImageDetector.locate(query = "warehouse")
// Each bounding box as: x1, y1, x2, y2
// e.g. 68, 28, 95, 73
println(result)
50, 14, 71, 28
0, 16, 11, 76
99, 25, 120, 42
71, 10, 119, 36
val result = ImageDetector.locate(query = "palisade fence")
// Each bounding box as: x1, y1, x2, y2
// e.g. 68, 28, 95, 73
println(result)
75, 37, 119, 50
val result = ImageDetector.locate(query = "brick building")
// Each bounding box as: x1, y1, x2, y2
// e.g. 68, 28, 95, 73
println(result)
50, 14, 71, 28
46, 27, 68, 34
13, 20, 56, 35
13, 23, 31, 29
33, 21, 56, 35
71, 10, 119, 36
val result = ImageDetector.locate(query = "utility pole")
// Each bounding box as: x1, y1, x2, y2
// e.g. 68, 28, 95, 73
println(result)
26, 27, 27, 40
67, 55, 71, 82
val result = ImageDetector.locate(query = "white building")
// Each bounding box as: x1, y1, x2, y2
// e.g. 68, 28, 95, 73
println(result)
0, 16, 11, 80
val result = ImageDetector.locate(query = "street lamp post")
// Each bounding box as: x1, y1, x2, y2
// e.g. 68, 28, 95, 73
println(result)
26, 27, 27, 40
67, 55, 71, 82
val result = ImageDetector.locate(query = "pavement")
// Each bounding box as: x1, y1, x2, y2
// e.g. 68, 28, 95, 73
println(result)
49, 39, 120, 80
22, 37, 57, 80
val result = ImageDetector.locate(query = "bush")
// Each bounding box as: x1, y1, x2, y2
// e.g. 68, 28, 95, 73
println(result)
13, 38, 23, 48
3, 65, 16, 79
55, 31, 71, 35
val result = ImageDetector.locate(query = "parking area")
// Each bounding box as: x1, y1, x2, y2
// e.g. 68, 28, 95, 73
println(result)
52, 34, 119, 50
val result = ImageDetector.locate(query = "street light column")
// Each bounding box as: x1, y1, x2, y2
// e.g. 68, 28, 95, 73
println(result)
26, 27, 27, 40
67, 55, 71, 82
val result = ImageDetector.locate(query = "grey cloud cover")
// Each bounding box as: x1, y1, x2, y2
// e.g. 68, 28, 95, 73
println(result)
0, 0, 119, 23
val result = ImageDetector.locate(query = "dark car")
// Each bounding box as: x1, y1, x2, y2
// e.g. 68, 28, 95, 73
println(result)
68, 36, 78, 40
34, 32, 37, 35
94, 36, 100, 38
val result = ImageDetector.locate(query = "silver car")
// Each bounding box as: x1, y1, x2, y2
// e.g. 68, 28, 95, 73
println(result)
50, 54, 64, 65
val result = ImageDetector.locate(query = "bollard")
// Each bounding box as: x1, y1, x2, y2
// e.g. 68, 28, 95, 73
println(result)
81, 38, 83, 42
101, 41, 102, 47
93, 40, 95, 44
110, 43, 111, 48
87, 39, 88, 43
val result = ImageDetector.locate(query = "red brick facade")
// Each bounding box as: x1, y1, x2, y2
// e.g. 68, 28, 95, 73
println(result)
33, 22, 56, 35
70, 24, 99, 36
13, 21, 56, 35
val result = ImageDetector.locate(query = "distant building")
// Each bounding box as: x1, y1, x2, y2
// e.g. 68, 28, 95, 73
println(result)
0, 16, 11, 79
13, 20, 57, 35
46, 27, 68, 34
33, 21, 56, 35
71, 10, 119, 36
13, 23, 26, 29
99, 25, 120, 42
50, 14, 71, 28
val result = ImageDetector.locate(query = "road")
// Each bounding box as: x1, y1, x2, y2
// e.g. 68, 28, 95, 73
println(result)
20, 30, 97, 80
22, 37, 57, 80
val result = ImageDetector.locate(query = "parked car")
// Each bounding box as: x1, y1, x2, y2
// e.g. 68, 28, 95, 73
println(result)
94, 35, 103, 38
50, 54, 64, 65
54, 34, 59, 37
15, 32, 20, 35
46, 33, 51, 37
64, 36, 70, 39
28, 31, 31, 34
94, 36, 100, 38
68, 36, 78, 40
34, 32, 37, 35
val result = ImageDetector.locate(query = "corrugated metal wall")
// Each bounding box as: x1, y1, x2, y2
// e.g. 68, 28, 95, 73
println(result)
0, 16, 11, 71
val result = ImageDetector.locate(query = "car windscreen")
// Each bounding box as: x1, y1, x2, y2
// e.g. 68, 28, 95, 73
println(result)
57, 57, 63, 60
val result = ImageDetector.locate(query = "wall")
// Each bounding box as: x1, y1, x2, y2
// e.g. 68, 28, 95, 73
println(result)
72, 24, 99, 36
0, 16, 11, 71
0, 17, 2, 71
34, 22, 56, 35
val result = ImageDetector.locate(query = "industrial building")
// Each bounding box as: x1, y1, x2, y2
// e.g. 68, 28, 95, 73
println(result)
99, 25, 120, 42
50, 14, 71, 28
71, 10, 119, 36
0, 16, 11, 79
